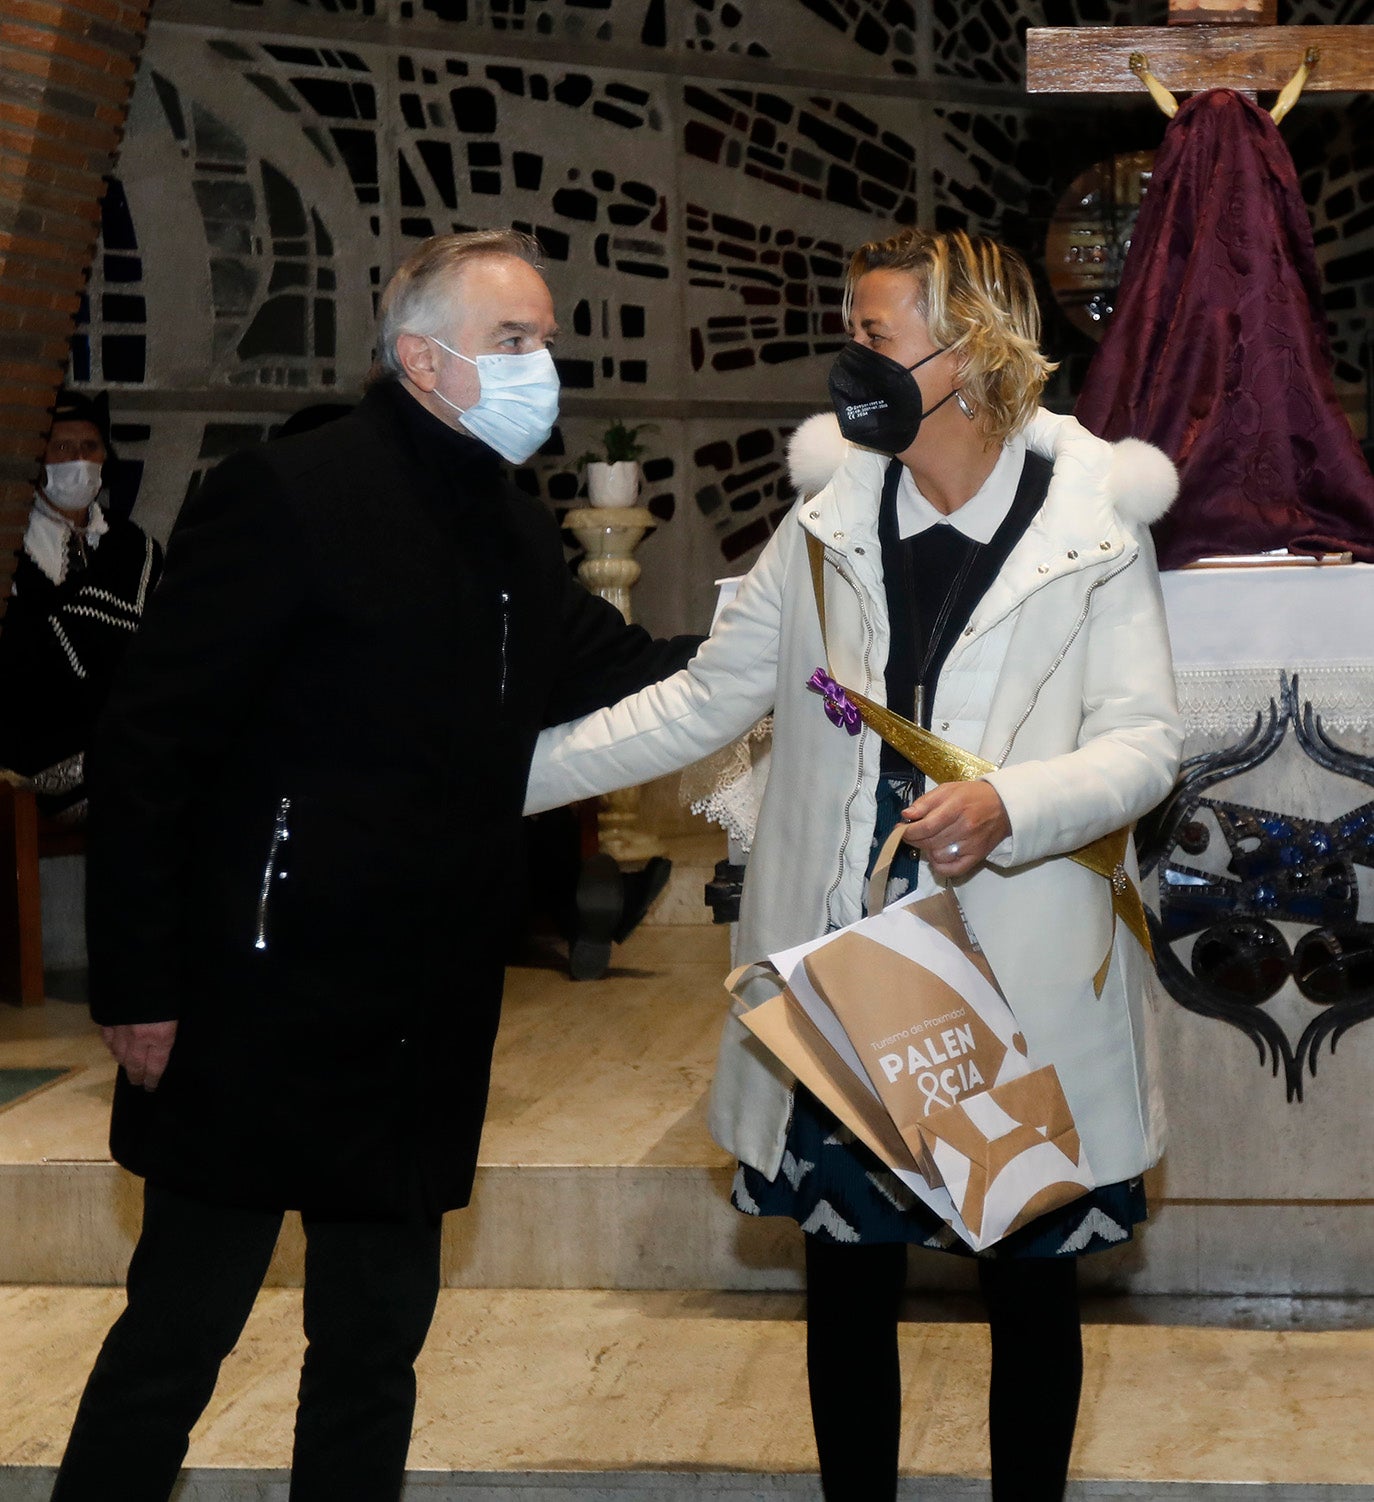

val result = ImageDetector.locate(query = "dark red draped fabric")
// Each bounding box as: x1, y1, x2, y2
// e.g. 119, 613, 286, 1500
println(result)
1075, 89, 1374, 570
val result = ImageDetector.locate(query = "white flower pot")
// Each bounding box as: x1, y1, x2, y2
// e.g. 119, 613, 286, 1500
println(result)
586, 460, 641, 508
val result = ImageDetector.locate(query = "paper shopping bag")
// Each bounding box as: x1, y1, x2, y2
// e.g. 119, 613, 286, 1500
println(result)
733, 888, 1095, 1250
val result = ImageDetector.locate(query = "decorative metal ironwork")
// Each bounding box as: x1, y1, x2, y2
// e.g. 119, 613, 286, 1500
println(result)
1138, 673, 1374, 1101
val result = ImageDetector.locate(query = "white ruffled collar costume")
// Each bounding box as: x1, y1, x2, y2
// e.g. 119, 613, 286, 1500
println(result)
23, 490, 110, 587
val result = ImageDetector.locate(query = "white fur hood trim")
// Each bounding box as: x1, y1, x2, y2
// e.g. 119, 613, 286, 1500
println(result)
1102, 435, 1179, 526
787, 409, 1178, 527
786, 412, 852, 502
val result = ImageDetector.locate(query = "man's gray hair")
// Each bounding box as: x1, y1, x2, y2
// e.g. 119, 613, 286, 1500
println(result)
374, 228, 545, 380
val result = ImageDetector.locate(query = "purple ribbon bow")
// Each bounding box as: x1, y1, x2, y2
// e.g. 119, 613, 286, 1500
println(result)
807, 667, 861, 736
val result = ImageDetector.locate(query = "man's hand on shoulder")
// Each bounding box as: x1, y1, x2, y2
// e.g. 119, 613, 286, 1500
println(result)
101, 1021, 178, 1092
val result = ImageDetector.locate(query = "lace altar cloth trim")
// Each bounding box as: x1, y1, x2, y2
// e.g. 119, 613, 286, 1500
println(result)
678, 717, 772, 852
680, 666, 1374, 848
1177, 663, 1374, 738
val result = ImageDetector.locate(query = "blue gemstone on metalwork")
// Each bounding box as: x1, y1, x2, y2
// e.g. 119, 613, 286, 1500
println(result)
1309, 830, 1332, 855
1254, 884, 1278, 907
1340, 814, 1368, 838
1262, 818, 1294, 839
1279, 845, 1305, 868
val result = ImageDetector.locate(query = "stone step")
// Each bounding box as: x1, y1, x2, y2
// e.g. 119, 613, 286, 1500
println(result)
3, 927, 1374, 1295
2, 926, 804, 1292
1, 1286, 1370, 1500
4, 1473, 1370, 1502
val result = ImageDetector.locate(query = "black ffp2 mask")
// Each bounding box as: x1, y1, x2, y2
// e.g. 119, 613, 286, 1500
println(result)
827, 341, 953, 455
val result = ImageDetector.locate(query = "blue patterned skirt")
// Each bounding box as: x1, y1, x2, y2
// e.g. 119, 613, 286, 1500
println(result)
731, 777, 1148, 1259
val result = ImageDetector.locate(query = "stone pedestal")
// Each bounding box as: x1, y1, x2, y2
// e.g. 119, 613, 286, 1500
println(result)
564, 505, 664, 864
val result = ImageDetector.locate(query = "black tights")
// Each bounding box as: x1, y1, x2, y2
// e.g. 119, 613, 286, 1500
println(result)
804, 1237, 1083, 1502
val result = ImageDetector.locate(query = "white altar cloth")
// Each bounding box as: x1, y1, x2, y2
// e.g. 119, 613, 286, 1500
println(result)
693, 563, 1374, 842
1161, 563, 1374, 737
1145, 567, 1374, 1289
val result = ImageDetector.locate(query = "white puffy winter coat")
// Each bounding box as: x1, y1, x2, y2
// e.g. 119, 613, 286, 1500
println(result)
527, 408, 1184, 1187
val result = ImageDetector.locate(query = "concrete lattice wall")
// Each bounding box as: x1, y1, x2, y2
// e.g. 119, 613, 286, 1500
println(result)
9, 0, 1373, 637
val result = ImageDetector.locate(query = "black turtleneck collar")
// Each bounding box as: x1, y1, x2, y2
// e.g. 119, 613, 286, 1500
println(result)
361, 377, 526, 563
363, 376, 503, 476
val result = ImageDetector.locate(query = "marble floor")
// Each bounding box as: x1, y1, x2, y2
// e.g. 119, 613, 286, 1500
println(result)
2, 1281, 1372, 1495
2, 923, 1373, 1496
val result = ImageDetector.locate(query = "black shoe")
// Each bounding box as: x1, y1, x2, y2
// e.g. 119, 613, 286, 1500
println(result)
569, 852, 623, 981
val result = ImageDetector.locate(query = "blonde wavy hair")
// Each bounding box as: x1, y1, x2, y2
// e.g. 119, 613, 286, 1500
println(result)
844, 228, 1056, 446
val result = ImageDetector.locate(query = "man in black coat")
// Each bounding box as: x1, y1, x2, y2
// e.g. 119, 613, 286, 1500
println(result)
52, 229, 699, 1502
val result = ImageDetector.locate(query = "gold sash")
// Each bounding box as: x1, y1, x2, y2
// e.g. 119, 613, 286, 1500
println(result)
805, 532, 1151, 991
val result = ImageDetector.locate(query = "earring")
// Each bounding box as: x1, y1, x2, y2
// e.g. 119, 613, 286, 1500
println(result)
954, 390, 976, 421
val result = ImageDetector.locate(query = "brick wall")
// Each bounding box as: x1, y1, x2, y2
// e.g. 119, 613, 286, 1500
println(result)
0, 0, 152, 614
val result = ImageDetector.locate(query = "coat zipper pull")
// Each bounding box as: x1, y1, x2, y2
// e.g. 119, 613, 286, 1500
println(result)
254, 796, 291, 952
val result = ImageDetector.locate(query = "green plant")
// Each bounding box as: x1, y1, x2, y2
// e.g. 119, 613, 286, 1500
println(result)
577, 418, 657, 469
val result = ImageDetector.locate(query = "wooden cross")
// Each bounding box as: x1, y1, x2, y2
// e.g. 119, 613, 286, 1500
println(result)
1028, 0, 1374, 103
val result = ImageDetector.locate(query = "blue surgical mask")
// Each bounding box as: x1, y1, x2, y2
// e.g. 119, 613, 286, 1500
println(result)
427, 337, 560, 464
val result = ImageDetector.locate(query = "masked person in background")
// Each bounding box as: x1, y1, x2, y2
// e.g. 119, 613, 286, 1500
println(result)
527, 228, 1183, 1501
52, 228, 699, 1502
0, 390, 162, 821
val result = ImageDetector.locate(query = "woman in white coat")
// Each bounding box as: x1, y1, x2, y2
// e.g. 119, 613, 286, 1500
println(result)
528, 228, 1183, 1501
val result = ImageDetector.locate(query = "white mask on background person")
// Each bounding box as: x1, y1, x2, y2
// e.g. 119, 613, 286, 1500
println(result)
42, 460, 103, 515
426, 336, 560, 464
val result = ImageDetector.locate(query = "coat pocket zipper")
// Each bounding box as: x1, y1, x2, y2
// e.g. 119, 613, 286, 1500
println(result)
254, 796, 291, 952
499, 589, 511, 705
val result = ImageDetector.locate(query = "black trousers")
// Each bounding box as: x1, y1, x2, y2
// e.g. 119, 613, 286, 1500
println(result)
51, 1181, 444, 1502
805, 1236, 1083, 1502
